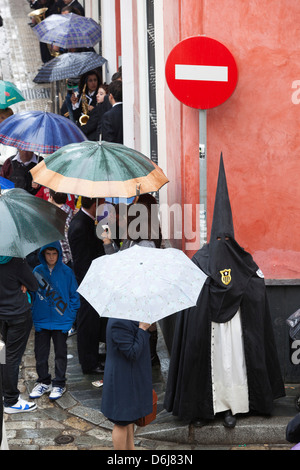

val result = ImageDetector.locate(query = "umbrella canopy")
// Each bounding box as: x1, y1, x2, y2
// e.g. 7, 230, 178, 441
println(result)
77, 245, 208, 324
0, 111, 87, 154
33, 13, 101, 49
33, 52, 107, 83
30, 141, 169, 198
0, 188, 67, 258
0, 81, 25, 109
0, 176, 15, 190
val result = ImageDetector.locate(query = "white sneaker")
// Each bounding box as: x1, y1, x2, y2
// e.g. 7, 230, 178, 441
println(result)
4, 397, 37, 414
49, 386, 66, 400
29, 383, 52, 398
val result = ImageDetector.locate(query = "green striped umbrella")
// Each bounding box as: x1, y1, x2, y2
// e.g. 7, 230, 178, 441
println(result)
0, 81, 25, 108
30, 141, 169, 198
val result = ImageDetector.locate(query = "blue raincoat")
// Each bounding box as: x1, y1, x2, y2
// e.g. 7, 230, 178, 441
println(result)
31, 242, 80, 333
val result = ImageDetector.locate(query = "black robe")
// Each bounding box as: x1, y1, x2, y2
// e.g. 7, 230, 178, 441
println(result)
164, 246, 286, 421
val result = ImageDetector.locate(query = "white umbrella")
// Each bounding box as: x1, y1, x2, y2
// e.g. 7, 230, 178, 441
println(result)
77, 245, 207, 324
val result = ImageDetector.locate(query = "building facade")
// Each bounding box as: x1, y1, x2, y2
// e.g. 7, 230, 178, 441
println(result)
81, 0, 300, 379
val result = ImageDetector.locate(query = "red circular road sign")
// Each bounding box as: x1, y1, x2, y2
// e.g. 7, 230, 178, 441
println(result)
165, 36, 238, 110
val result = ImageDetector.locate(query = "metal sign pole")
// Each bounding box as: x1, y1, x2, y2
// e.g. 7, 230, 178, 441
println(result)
199, 109, 207, 246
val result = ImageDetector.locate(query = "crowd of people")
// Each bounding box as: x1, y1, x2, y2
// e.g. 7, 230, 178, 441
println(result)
28, 0, 123, 143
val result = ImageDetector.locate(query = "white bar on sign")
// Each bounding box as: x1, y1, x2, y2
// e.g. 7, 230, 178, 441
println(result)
175, 64, 228, 82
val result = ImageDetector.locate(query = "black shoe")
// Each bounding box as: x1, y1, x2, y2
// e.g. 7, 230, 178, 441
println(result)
83, 366, 104, 374
223, 410, 236, 428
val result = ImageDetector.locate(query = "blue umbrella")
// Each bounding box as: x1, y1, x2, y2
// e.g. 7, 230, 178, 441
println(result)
33, 52, 107, 83
0, 176, 15, 190
0, 111, 87, 154
33, 13, 101, 49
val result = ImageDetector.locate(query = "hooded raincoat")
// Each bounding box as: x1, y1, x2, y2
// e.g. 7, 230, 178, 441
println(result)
31, 242, 80, 333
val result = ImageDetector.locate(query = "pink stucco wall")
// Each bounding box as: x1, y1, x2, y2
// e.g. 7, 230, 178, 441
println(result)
164, 0, 300, 279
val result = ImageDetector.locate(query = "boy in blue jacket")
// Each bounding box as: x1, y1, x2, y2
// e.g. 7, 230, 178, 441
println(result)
29, 242, 80, 400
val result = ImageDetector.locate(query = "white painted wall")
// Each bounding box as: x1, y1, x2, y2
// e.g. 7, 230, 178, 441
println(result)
153, 0, 168, 221
120, 0, 134, 148
101, 0, 117, 82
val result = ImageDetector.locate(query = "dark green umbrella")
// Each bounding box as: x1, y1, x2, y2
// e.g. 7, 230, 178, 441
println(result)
0, 188, 67, 258
30, 141, 169, 198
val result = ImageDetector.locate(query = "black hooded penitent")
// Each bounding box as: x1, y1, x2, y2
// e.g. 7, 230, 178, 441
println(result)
164, 153, 285, 421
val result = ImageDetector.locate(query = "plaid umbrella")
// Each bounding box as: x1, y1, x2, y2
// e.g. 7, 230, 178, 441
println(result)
33, 13, 101, 49
33, 52, 107, 83
0, 111, 87, 154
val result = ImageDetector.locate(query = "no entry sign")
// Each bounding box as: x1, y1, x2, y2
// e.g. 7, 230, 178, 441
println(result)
165, 36, 238, 109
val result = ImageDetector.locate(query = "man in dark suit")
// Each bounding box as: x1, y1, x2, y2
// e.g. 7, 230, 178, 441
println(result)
101, 80, 123, 144
68, 197, 106, 374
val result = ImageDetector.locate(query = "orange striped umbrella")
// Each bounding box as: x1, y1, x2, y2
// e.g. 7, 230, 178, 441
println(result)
31, 141, 169, 198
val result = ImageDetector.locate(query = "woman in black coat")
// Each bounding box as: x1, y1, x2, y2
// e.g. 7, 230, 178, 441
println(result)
101, 319, 152, 450
80, 84, 111, 141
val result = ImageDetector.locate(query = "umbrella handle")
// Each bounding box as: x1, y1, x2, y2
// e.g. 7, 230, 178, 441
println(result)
136, 183, 141, 196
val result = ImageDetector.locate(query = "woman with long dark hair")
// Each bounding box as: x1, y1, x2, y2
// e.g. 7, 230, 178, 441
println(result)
70, 70, 102, 125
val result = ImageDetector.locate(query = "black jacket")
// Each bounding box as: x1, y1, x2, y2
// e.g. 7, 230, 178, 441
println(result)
101, 103, 123, 144
68, 209, 105, 284
0, 258, 38, 319
80, 98, 112, 141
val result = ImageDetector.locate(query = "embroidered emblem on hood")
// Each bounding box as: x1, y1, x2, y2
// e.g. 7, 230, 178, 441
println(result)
220, 269, 231, 285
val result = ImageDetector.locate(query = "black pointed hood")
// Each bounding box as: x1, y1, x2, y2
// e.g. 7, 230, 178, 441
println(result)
193, 153, 259, 323
209, 152, 234, 242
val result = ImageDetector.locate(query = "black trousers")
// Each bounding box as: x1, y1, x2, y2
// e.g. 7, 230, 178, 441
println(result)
34, 329, 68, 388
0, 365, 2, 446
77, 297, 107, 373
0, 310, 32, 406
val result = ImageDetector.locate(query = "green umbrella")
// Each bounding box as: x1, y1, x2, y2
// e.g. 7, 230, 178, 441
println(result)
0, 188, 67, 258
0, 81, 25, 109
30, 141, 169, 198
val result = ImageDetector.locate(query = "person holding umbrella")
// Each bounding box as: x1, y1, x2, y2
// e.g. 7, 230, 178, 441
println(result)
102, 193, 162, 366
97, 193, 163, 449
101, 318, 152, 450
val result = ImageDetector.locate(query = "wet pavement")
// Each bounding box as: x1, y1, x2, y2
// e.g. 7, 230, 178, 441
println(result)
4, 327, 298, 451
0, 0, 299, 453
